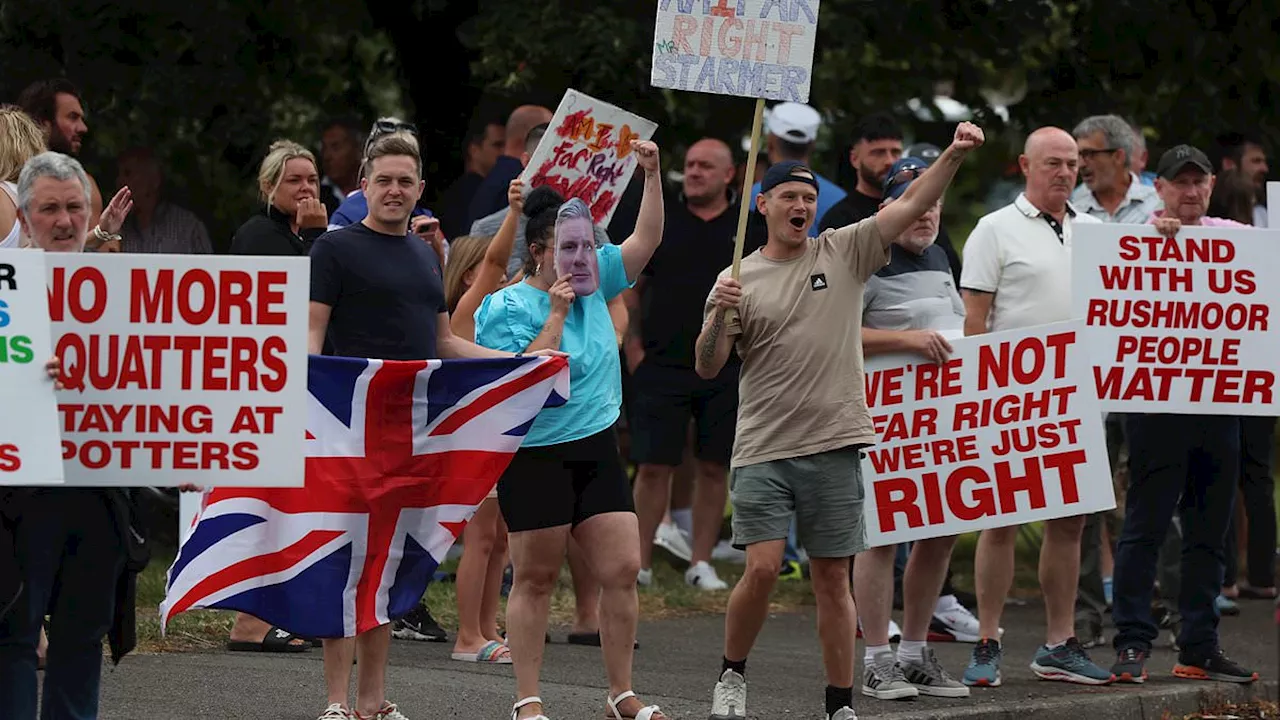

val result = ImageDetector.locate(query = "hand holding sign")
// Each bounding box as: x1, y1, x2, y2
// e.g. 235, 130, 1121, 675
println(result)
548, 275, 576, 317
908, 331, 954, 365
508, 178, 525, 214
708, 276, 743, 311
1153, 216, 1181, 238
45, 356, 63, 389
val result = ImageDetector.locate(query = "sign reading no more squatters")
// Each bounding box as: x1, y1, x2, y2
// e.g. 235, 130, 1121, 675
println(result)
1072, 223, 1280, 415
650, 0, 821, 103
0, 250, 64, 485
48, 254, 310, 486
522, 89, 658, 229
861, 322, 1114, 547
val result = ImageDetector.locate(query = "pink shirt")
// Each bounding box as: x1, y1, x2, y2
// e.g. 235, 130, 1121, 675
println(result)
1148, 209, 1250, 228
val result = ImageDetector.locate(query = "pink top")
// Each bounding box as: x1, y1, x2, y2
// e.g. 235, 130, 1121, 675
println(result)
1148, 209, 1250, 228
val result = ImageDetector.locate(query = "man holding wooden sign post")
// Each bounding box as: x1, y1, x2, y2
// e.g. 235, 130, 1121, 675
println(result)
695, 122, 984, 720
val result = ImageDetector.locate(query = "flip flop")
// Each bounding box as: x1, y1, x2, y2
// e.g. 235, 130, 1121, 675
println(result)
567, 631, 639, 649
226, 625, 310, 653
451, 640, 513, 663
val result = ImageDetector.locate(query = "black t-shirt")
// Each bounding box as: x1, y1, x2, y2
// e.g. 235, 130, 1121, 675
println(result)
436, 171, 484, 241
310, 222, 446, 360
641, 193, 742, 368
818, 189, 882, 232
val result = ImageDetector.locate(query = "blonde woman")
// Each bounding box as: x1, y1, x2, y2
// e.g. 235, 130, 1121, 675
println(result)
230, 139, 328, 256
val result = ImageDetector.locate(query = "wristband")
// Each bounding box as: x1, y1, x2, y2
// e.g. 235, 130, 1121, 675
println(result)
92, 225, 122, 243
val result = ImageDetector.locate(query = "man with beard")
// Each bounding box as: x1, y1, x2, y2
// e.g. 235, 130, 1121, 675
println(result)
630, 138, 740, 593
959, 127, 1112, 689
697, 122, 985, 720
1214, 131, 1269, 226
1107, 145, 1257, 686
318, 118, 364, 217
468, 104, 553, 224
818, 113, 903, 232
0, 151, 137, 720
437, 117, 505, 240
854, 157, 972, 703
17, 80, 104, 233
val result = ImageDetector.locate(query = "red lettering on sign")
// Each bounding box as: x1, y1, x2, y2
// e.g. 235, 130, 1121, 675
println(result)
0, 444, 20, 472
48, 266, 108, 323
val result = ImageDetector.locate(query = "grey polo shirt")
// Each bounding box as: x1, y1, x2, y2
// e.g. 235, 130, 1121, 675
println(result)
863, 243, 964, 332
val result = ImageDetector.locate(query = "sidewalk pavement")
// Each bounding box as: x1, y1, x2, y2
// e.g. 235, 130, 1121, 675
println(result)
99, 598, 1277, 719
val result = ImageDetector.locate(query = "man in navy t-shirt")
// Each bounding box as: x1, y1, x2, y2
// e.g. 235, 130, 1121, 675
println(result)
307, 133, 560, 720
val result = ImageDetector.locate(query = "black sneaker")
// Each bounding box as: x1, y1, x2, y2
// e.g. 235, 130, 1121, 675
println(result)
1173, 648, 1258, 683
1111, 646, 1148, 683
392, 602, 448, 642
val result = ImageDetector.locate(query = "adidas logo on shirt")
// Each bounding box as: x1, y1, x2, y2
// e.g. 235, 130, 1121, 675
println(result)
810, 273, 828, 291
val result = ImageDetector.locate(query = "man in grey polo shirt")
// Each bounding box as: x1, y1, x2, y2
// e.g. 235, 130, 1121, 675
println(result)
855, 157, 973, 703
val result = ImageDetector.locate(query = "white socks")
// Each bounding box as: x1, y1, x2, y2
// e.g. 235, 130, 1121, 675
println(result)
897, 640, 926, 664
864, 644, 891, 664
670, 507, 693, 537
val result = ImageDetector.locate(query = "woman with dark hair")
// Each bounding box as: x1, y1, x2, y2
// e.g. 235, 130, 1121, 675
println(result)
475, 141, 666, 720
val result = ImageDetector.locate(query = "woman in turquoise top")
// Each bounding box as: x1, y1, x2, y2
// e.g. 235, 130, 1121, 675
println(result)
475, 140, 666, 720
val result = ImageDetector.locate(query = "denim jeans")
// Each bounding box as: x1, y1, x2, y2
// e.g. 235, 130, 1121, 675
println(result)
0, 490, 124, 720
1113, 415, 1239, 658
1224, 416, 1277, 589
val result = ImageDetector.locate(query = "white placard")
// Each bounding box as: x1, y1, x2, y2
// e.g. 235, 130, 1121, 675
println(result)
522, 89, 658, 229
1072, 223, 1280, 415
0, 250, 64, 485
47, 254, 310, 486
1267, 181, 1279, 228
861, 321, 1114, 547
650, 0, 822, 103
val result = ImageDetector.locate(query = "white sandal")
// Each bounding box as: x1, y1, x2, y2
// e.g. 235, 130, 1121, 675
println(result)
605, 690, 664, 720
512, 696, 550, 720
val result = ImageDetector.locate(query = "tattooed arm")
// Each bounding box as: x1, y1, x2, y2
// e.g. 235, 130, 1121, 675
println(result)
695, 276, 742, 379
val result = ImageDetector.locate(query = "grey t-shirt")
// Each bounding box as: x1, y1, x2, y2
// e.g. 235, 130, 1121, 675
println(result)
470, 206, 614, 279
862, 243, 964, 332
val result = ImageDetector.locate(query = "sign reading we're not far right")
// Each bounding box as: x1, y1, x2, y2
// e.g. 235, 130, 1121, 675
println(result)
1073, 223, 1280, 415
651, 0, 821, 103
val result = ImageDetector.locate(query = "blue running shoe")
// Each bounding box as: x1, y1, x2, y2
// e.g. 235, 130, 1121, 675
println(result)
1030, 637, 1115, 685
962, 638, 1002, 687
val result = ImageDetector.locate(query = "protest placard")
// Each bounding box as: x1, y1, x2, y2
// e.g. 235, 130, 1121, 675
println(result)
650, 0, 821, 103
0, 250, 64, 485
46, 254, 309, 486
861, 321, 1114, 547
1072, 223, 1280, 415
522, 89, 658, 228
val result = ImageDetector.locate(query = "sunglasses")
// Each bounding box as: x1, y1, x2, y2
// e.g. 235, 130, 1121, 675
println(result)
374, 120, 417, 136
884, 165, 925, 192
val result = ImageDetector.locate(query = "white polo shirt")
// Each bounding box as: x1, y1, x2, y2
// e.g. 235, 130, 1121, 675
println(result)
960, 193, 1101, 332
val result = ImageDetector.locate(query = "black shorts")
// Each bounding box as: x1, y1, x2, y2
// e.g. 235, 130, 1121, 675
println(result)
498, 425, 634, 533
627, 361, 739, 467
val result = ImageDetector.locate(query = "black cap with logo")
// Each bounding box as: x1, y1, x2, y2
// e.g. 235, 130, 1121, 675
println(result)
1155, 144, 1213, 180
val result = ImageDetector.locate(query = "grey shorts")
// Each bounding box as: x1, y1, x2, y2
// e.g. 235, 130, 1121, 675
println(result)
729, 445, 868, 558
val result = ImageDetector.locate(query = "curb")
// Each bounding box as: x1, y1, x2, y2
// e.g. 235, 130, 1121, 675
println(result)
867, 680, 1278, 720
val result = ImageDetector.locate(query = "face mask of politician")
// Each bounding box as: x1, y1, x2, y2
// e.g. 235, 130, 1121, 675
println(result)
553, 199, 600, 297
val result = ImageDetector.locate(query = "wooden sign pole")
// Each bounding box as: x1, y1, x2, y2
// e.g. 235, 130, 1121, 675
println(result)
731, 97, 766, 282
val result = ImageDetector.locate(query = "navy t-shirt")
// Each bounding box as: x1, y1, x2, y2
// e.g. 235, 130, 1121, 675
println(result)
310, 222, 446, 360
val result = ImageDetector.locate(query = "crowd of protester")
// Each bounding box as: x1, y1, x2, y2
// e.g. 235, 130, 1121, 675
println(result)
0, 76, 1275, 720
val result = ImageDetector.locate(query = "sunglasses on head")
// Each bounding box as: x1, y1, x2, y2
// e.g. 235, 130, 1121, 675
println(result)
885, 165, 925, 191
374, 120, 417, 136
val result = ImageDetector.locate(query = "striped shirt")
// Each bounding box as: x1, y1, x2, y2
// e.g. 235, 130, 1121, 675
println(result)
863, 243, 964, 332
119, 202, 212, 254
1071, 173, 1162, 225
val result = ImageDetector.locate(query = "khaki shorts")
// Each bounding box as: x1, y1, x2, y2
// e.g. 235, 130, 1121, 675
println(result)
729, 445, 867, 558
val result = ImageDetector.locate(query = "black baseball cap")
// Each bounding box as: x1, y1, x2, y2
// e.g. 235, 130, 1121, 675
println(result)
759, 160, 819, 195
883, 157, 931, 200
1156, 144, 1213, 180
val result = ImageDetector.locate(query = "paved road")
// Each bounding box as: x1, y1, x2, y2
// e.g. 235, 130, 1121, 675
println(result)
99, 600, 1278, 719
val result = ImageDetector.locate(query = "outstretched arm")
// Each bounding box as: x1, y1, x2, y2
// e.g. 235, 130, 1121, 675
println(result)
876, 122, 984, 246
620, 141, 665, 282
453, 180, 525, 340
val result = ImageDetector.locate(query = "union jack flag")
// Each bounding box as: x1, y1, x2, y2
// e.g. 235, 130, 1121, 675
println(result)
160, 354, 569, 638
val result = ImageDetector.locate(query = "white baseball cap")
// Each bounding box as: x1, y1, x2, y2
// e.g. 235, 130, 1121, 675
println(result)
765, 102, 821, 144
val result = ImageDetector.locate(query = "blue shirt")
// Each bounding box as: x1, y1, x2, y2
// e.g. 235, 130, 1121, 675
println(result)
328, 191, 430, 231
468, 155, 524, 226
474, 243, 632, 447
752, 171, 847, 238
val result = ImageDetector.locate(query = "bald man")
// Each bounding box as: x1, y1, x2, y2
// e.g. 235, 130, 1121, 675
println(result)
627, 138, 739, 592
957, 127, 1113, 688
468, 104, 554, 223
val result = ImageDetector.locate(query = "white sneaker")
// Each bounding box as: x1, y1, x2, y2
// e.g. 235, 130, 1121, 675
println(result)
317, 704, 350, 720
856, 617, 903, 643
829, 707, 858, 720
654, 521, 693, 562
711, 540, 746, 564
637, 568, 653, 587
710, 669, 746, 720
932, 594, 1001, 643
685, 561, 728, 591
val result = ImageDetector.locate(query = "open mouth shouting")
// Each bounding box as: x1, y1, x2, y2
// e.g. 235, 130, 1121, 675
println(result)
788, 215, 807, 230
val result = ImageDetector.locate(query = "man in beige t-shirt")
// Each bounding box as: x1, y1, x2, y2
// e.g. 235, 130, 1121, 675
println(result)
697, 123, 986, 720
